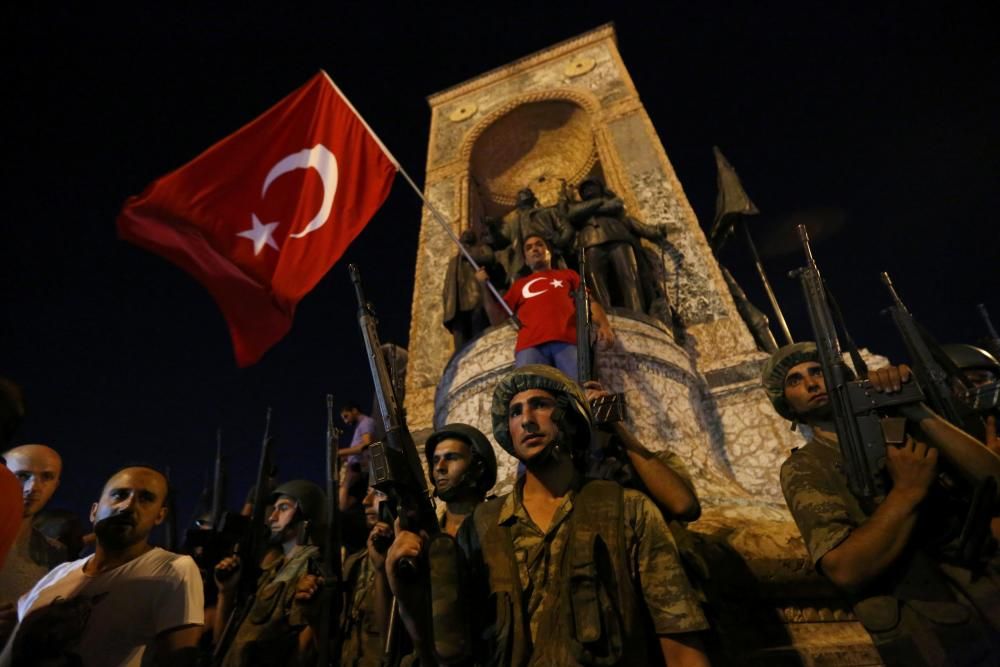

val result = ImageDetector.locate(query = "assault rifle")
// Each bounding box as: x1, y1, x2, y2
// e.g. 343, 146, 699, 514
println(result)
880, 272, 986, 441
350, 265, 469, 664
213, 408, 276, 665
349, 265, 438, 559
790, 226, 925, 500
574, 250, 627, 426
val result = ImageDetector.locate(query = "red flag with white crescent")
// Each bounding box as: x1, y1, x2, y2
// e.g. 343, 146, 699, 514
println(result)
117, 71, 398, 366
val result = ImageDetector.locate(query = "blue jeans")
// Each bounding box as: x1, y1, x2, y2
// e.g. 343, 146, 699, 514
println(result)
514, 342, 578, 382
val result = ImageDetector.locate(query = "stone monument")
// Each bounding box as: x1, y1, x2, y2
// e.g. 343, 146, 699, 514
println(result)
405, 24, 882, 665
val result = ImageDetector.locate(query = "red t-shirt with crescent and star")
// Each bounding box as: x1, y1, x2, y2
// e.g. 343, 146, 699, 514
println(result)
503, 268, 581, 352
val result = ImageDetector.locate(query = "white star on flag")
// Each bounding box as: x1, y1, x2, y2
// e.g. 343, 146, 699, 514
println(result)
550, 279, 565, 288
237, 214, 280, 256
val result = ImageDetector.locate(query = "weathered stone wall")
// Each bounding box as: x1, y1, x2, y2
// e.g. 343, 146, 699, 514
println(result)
406, 25, 760, 432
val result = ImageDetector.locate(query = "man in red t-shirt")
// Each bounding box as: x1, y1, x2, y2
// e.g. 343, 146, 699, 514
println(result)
477, 234, 613, 381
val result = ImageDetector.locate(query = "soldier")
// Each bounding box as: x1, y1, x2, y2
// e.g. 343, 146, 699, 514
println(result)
213, 480, 327, 667
425, 423, 498, 536
1, 465, 203, 666
477, 233, 614, 381
337, 486, 394, 667
387, 365, 711, 666
766, 342, 1000, 665
941, 343, 999, 455
0, 445, 66, 608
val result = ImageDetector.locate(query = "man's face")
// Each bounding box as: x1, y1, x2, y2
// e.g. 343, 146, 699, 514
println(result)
508, 389, 560, 462
267, 494, 300, 543
783, 361, 830, 419
523, 236, 552, 272
89, 467, 167, 550
362, 486, 388, 529
431, 438, 473, 497
340, 408, 358, 426
6, 445, 61, 518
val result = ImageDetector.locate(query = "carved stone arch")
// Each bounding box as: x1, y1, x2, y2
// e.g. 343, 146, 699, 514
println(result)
460, 89, 604, 218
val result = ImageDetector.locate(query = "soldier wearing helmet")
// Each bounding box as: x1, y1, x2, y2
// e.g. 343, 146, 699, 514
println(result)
941, 343, 1000, 455
213, 480, 327, 667
766, 343, 1000, 664
387, 365, 710, 666
424, 423, 497, 536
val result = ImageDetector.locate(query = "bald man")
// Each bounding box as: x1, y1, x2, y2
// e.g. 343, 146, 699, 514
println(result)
0, 445, 66, 607
1, 465, 204, 666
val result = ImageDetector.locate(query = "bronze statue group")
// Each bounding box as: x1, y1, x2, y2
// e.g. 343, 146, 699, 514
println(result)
0, 177, 998, 666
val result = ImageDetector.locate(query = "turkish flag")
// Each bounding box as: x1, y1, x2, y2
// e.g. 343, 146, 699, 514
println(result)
117, 71, 398, 366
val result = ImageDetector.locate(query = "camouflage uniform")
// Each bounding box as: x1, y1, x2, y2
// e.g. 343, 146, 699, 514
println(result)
221, 546, 321, 667
782, 432, 1000, 665
338, 549, 382, 667
587, 444, 709, 594
457, 477, 706, 666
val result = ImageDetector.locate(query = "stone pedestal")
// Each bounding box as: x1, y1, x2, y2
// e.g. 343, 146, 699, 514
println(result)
435, 313, 881, 664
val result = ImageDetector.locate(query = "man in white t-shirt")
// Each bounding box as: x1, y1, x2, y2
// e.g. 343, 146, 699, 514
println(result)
0, 465, 204, 667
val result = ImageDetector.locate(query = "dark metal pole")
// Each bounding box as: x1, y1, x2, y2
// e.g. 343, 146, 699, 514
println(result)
741, 219, 793, 345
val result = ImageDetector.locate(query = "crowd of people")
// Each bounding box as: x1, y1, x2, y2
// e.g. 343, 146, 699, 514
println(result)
1, 179, 998, 666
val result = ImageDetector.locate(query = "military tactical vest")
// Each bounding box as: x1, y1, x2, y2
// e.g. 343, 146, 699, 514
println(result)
337, 549, 383, 667
222, 545, 319, 667
471, 480, 647, 667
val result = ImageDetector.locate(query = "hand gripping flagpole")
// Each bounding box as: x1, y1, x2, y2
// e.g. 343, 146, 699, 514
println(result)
396, 168, 521, 330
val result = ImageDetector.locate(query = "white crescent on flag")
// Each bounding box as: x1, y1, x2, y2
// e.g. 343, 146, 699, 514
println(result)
258, 144, 340, 239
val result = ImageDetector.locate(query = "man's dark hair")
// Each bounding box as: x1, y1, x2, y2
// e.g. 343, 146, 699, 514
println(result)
339, 402, 362, 412
521, 233, 551, 252
101, 463, 174, 508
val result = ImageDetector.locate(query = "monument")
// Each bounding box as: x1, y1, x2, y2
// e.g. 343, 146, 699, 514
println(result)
405, 24, 881, 665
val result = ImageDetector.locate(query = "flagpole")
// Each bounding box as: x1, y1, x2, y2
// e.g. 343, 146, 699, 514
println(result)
322, 71, 518, 328
395, 167, 521, 329
740, 220, 793, 345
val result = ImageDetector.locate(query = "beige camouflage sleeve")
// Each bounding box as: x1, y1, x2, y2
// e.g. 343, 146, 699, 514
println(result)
625, 489, 708, 634
655, 450, 695, 491
779, 455, 855, 567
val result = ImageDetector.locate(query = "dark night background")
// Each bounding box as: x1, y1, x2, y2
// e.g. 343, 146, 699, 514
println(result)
2, 4, 997, 539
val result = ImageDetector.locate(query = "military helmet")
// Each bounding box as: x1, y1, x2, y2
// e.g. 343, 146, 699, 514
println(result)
761, 342, 820, 421
269, 479, 327, 526
940, 344, 1000, 374
425, 423, 498, 496
491, 364, 592, 456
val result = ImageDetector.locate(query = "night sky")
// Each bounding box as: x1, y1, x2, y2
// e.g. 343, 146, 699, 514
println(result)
2, 4, 997, 538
